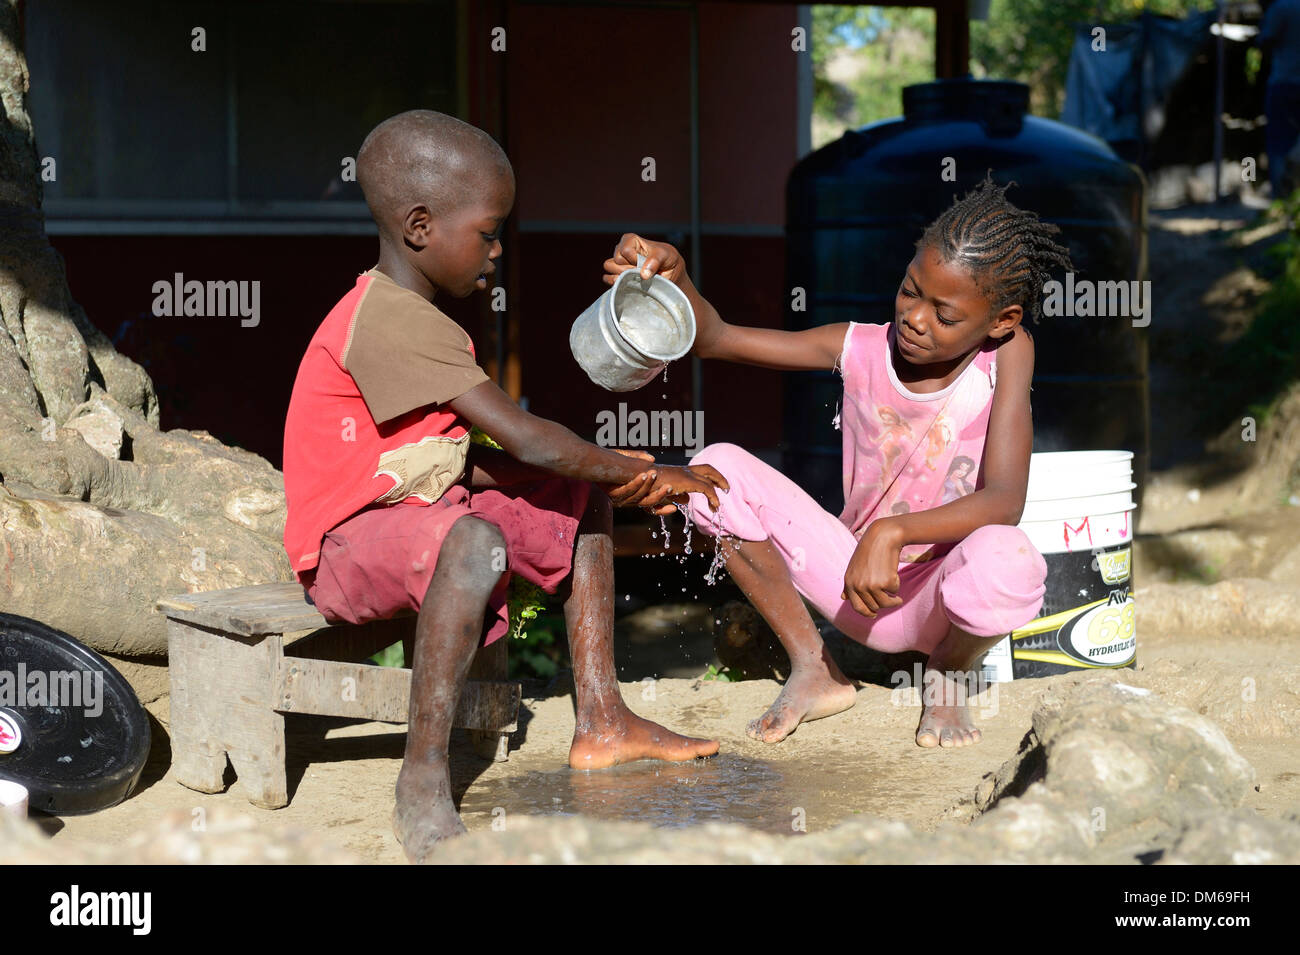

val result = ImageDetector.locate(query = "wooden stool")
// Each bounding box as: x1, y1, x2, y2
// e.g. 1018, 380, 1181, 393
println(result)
156, 583, 519, 809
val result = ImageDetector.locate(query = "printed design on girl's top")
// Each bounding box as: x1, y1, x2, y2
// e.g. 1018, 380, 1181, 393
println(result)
871, 406, 912, 494
837, 323, 999, 566
923, 412, 953, 470
941, 455, 976, 504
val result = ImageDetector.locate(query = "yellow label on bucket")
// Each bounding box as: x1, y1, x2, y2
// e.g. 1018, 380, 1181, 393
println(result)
1009, 589, 1136, 669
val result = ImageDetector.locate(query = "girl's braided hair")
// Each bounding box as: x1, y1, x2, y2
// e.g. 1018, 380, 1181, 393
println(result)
916, 172, 1073, 324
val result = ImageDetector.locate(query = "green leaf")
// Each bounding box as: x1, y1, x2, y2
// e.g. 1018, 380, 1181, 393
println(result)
469, 426, 504, 450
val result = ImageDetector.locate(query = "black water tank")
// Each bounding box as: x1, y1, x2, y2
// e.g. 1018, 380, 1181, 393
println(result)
785, 78, 1148, 513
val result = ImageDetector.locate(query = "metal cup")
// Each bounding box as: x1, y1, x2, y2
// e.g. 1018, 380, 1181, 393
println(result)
570, 255, 696, 392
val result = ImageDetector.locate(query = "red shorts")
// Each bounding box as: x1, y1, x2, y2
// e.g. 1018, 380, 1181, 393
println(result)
301, 479, 591, 646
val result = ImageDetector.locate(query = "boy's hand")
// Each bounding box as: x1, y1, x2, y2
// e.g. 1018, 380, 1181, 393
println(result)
842, 519, 905, 617
603, 234, 690, 287
643, 463, 730, 513
603, 449, 661, 508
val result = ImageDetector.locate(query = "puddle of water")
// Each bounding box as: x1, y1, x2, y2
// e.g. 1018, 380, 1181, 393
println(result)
462, 753, 805, 834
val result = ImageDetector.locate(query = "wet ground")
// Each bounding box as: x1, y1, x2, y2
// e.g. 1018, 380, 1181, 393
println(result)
460, 753, 799, 834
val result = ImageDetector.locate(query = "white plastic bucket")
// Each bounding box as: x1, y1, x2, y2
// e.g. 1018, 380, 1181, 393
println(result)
569, 257, 696, 392
982, 450, 1137, 682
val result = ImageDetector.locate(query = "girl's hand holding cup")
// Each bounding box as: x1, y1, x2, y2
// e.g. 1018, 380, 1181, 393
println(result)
602, 233, 690, 287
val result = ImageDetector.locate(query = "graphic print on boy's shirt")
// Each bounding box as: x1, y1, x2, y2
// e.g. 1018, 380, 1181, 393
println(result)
282, 268, 490, 575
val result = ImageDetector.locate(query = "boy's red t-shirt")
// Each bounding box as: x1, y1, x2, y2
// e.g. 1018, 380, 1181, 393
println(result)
283, 268, 490, 578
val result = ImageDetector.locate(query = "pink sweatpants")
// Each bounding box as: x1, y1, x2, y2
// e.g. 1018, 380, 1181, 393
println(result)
684, 444, 1047, 656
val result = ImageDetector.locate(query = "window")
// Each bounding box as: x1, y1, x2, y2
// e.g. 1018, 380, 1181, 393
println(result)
28, 0, 462, 232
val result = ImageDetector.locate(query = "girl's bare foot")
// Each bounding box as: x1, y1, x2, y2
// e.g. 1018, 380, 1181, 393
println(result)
915, 669, 983, 747
914, 624, 1004, 748
746, 665, 858, 743
569, 708, 719, 769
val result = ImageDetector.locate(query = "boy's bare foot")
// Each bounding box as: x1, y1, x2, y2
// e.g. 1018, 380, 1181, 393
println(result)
915, 670, 983, 748
746, 667, 857, 743
393, 760, 465, 863
569, 708, 719, 769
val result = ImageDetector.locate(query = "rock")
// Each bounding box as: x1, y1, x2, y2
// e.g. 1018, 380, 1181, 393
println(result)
0, 806, 361, 865
115, 808, 361, 864
970, 794, 1097, 860
102, 653, 171, 706
65, 402, 125, 460
18, 297, 93, 426
1137, 658, 1300, 740
977, 676, 1255, 850
784, 817, 922, 864
1141, 577, 1300, 638
0, 482, 289, 658
0, 382, 292, 665
1159, 810, 1300, 865
430, 816, 792, 865
222, 485, 287, 535
1270, 541, 1300, 585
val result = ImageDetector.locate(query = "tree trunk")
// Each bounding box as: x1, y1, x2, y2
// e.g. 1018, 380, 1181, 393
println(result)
0, 0, 290, 687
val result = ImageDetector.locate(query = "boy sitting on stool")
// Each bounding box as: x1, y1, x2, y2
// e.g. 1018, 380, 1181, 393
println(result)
283, 110, 727, 862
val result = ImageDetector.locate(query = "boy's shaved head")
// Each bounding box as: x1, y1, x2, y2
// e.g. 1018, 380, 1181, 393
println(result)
357, 110, 513, 235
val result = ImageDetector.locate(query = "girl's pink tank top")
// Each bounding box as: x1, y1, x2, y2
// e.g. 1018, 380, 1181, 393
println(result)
836, 322, 1001, 564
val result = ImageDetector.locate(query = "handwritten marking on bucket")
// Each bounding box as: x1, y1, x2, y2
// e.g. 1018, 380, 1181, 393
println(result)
570, 255, 696, 392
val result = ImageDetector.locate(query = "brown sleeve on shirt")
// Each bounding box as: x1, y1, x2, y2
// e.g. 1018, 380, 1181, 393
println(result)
342, 269, 490, 424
